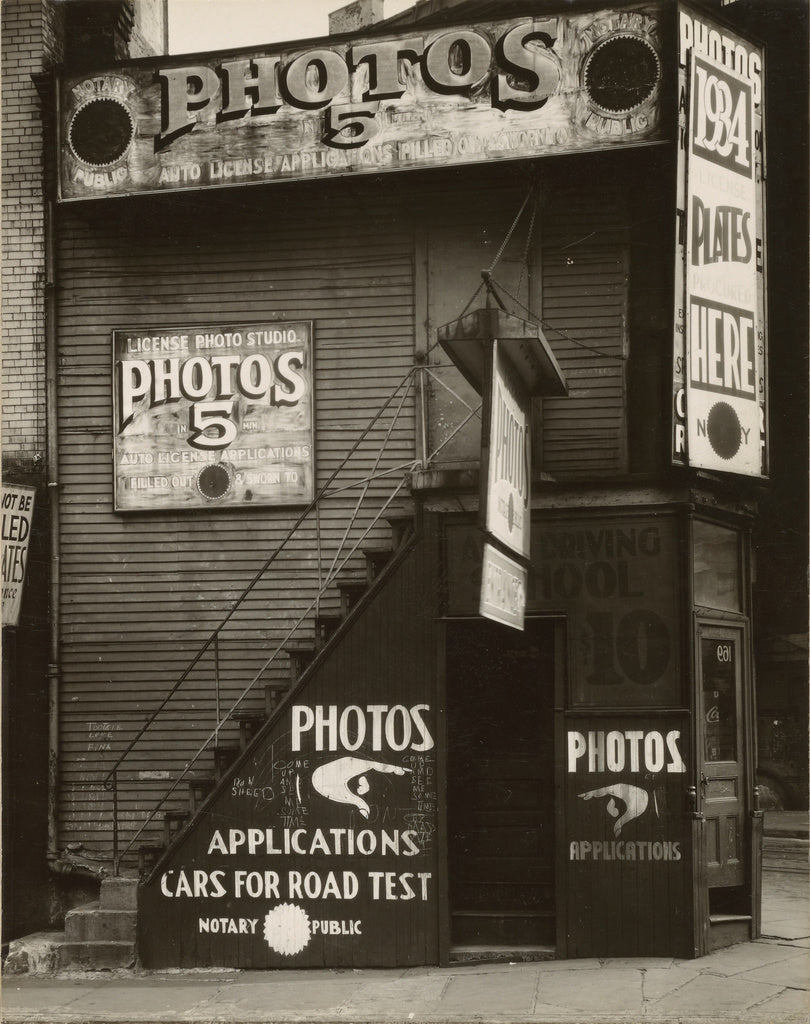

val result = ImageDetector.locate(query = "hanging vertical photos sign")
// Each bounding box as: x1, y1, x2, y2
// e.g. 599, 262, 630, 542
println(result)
480, 339, 531, 560
479, 339, 531, 630
673, 7, 766, 476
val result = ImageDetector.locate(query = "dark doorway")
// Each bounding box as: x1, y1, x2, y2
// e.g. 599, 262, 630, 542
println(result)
446, 617, 556, 951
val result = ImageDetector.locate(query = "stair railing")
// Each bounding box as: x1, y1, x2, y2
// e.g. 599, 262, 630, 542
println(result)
110, 476, 411, 874
103, 360, 482, 875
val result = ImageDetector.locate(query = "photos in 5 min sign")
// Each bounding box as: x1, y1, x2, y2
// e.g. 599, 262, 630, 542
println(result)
113, 322, 314, 511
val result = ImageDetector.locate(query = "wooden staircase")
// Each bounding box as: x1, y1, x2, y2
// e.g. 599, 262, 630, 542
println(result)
5, 514, 418, 974
133, 515, 415, 877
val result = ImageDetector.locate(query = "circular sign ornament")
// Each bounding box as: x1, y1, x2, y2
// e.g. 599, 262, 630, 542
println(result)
707, 402, 742, 460
583, 34, 661, 115
196, 462, 234, 501
263, 903, 311, 956
68, 96, 135, 167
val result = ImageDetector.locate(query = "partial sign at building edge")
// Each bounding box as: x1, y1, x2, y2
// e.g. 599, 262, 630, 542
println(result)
1, 484, 36, 627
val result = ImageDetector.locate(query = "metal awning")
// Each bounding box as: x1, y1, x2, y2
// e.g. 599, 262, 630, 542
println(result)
436, 306, 567, 397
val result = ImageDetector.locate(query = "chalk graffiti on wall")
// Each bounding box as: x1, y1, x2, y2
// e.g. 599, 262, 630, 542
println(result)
150, 701, 438, 961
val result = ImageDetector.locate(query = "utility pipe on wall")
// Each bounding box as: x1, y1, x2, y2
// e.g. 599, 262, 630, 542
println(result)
44, 192, 61, 872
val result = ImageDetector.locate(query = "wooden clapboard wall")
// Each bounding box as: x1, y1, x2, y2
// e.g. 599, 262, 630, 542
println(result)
540, 170, 629, 477
421, 159, 630, 477
55, 183, 416, 860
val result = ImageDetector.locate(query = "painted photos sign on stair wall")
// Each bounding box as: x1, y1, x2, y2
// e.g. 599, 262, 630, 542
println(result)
673, 6, 766, 476
113, 321, 314, 510
140, 700, 438, 967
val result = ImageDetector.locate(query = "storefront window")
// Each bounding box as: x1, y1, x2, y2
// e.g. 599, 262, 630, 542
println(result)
693, 521, 740, 612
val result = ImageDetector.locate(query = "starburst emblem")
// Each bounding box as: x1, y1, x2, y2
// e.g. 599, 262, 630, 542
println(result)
263, 903, 311, 956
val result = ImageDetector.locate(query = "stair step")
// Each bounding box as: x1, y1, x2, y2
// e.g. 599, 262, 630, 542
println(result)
335, 572, 368, 616
363, 545, 394, 583
188, 775, 216, 812
99, 876, 138, 911
386, 511, 415, 549
283, 641, 315, 685
264, 683, 289, 715
231, 710, 265, 749
214, 744, 240, 779
65, 905, 137, 943
4, 932, 66, 976
708, 914, 751, 951
450, 945, 555, 964
58, 940, 135, 971
315, 615, 341, 649
163, 809, 190, 845
138, 843, 164, 876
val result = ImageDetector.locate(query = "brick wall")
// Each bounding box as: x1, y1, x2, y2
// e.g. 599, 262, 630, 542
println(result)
130, 0, 167, 57
1, 0, 164, 475
1, 0, 60, 472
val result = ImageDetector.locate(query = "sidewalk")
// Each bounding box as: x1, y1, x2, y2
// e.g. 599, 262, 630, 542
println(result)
3, 870, 808, 1024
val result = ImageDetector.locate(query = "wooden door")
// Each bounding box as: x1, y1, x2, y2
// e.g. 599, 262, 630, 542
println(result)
446, 618, 556, 948
699, 628, 746, 888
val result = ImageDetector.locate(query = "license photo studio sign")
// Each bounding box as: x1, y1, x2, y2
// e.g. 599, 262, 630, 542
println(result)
113, 322, 314, 510
57, 7, 666, 201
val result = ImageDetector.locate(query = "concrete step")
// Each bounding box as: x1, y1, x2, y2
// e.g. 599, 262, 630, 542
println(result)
58, 940, 135, 970
4, 932, 65, 975
4, 930, 137, 974
65, 904, 137, 943
99, 876, 138, 911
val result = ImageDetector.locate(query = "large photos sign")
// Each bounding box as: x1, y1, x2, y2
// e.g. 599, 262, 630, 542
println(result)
113, 322, 314, 510
673, 7, 766, 476
58, 7, 665, 201
139, 699, 439, 968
